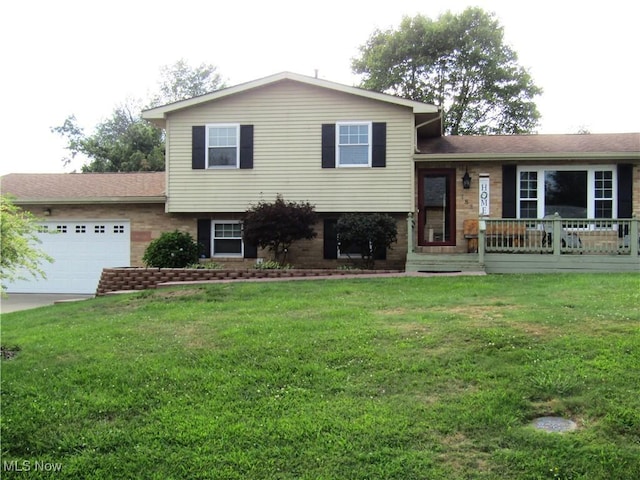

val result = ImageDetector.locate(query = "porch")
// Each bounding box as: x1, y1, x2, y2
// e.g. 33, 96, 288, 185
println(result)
405, 215, 640, 274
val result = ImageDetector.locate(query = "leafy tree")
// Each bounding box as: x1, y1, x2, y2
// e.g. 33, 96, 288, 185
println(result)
52, 100, 165, 172
149, 58, 225, 106
52, 59, 225, 172
0, 195, 52, 292
352, 7, 542, 135
335, 213, 397, 269
142, 230, 200, 268
242, 195, 318, 264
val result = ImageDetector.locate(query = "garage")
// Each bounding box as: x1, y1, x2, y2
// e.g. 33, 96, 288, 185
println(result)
7, 220, 130, 294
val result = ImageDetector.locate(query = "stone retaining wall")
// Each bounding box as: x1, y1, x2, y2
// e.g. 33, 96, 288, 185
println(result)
96, 268, 401, 295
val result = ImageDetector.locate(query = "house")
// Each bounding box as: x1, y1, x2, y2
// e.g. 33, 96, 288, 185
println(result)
2, 72, 639, 293
142, 71, 639, 273
140, 71, 444, 270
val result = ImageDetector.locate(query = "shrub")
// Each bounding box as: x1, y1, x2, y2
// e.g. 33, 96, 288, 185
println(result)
242, 195, 317, 263
142, 230, 200, 268
336, 213, 397, 269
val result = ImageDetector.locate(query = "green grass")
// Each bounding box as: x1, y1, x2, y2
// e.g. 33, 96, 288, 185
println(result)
1, 273, 639, 479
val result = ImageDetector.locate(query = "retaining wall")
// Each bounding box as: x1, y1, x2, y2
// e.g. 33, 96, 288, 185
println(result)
96, 268, 401, 295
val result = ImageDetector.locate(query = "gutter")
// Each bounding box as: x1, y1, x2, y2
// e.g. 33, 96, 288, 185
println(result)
413, 152, 640, 162
12, 196, 167, 205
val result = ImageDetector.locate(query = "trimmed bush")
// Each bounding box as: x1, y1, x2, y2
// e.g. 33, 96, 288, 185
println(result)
336, 213, 397, 269
242, 195, 317, 263
142, 230, 200, 268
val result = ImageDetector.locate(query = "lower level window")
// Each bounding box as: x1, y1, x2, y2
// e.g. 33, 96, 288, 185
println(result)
338, 241, 368, 258
213, 222, 243, 256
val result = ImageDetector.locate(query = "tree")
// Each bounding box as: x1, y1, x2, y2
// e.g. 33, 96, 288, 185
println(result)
52, 59, 226, 172
335, 213, 398, 269
1, 195, 52, 292
142, 230, 200, 268
242, 195, 318, 264
352, 7, 542, 135
149, 58, 225, 107
52, 100, 165, 172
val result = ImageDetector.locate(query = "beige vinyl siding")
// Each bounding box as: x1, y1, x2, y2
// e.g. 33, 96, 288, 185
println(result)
165, 80, 414, 213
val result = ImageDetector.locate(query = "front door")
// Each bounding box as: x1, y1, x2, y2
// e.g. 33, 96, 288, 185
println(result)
418, 169, 456, 246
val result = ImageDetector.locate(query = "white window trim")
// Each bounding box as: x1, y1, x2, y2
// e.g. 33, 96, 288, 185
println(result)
212, 220, 244, 257
336, 121, 372, 168
516, 164, 617, 222
206, 124, 240, 169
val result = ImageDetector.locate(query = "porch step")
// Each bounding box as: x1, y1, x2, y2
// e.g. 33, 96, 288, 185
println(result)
405, 253, 485, 273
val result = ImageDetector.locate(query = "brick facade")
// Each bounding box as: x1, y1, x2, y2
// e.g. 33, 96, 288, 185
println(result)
192, 213, 408, 270
20, 204, 409, 270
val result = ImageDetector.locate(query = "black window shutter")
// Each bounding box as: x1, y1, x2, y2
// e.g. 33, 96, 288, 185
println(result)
618, 164, 633, 218
197, 219, 211, 258
323, 219, 338, 259
372, 122, 386, 167
243, 241, 258, 259
373, 246, 387, 260
239, 125, 254, 169
192, 126, 206, 169
502, 165, 517, 218
322, 124, 336, 168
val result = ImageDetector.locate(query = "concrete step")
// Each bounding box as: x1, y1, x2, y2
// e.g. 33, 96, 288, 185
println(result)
405, 253, 485, 273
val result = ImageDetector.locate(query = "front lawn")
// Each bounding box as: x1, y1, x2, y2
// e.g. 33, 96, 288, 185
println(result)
1, 274, 639, 479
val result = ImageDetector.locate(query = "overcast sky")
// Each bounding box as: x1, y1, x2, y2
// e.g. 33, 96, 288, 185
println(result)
1, 0, 638, 175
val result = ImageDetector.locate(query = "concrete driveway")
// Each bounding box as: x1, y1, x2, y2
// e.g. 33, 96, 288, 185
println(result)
1, 294, 93, 314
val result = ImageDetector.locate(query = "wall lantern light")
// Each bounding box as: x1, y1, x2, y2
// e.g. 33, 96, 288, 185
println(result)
43, 208, 52, 216
462, 168, 471, 189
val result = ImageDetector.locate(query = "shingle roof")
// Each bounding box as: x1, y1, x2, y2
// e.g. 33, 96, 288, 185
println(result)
0, 172, 166, 203
417, 133, 640, 155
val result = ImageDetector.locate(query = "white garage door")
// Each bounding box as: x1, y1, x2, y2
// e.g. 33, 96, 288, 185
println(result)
6, 220, 130, 294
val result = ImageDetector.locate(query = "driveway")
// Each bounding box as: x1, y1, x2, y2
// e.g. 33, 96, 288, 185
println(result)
1, 294, 93, 314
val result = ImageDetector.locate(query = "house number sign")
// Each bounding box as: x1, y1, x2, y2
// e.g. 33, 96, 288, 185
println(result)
479, 174, 490, 216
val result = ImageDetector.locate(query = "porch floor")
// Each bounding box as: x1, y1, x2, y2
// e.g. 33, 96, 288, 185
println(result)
406, 251, 640, 274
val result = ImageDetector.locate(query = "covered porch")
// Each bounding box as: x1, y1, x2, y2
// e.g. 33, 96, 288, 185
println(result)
406, 215, 640, 273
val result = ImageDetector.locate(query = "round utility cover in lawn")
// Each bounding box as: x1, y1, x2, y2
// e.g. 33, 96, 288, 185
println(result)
531, 416, 577, 433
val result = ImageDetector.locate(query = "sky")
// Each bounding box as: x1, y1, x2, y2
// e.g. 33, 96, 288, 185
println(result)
1, 0, 638, 175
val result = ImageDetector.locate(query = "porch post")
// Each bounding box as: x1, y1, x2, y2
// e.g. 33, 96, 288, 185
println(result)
407, 212, 415, 253
552, 213, 562, 256
631, 215, 639, 256
478, 218, 486, 265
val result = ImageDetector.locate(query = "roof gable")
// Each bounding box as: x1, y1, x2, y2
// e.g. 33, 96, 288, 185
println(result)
142, 71, 440, 126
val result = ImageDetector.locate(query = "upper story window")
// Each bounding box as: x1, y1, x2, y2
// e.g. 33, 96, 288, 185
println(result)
337, 122, 371, 167
517, 166, 617, 219
193, 125, 253, 170
207, 124, 239, 168
322, 122, 386, 169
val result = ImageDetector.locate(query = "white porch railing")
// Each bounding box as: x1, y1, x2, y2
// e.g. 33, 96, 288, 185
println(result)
478, 215, 639, 261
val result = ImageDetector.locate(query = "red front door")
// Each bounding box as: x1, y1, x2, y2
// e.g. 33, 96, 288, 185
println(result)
418, 169, 456, 246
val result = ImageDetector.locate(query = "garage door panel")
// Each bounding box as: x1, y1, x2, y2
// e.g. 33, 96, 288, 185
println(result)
6, 221, 130, 294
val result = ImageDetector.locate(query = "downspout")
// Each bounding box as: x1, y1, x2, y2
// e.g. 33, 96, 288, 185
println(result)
414, 110, 443, 153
